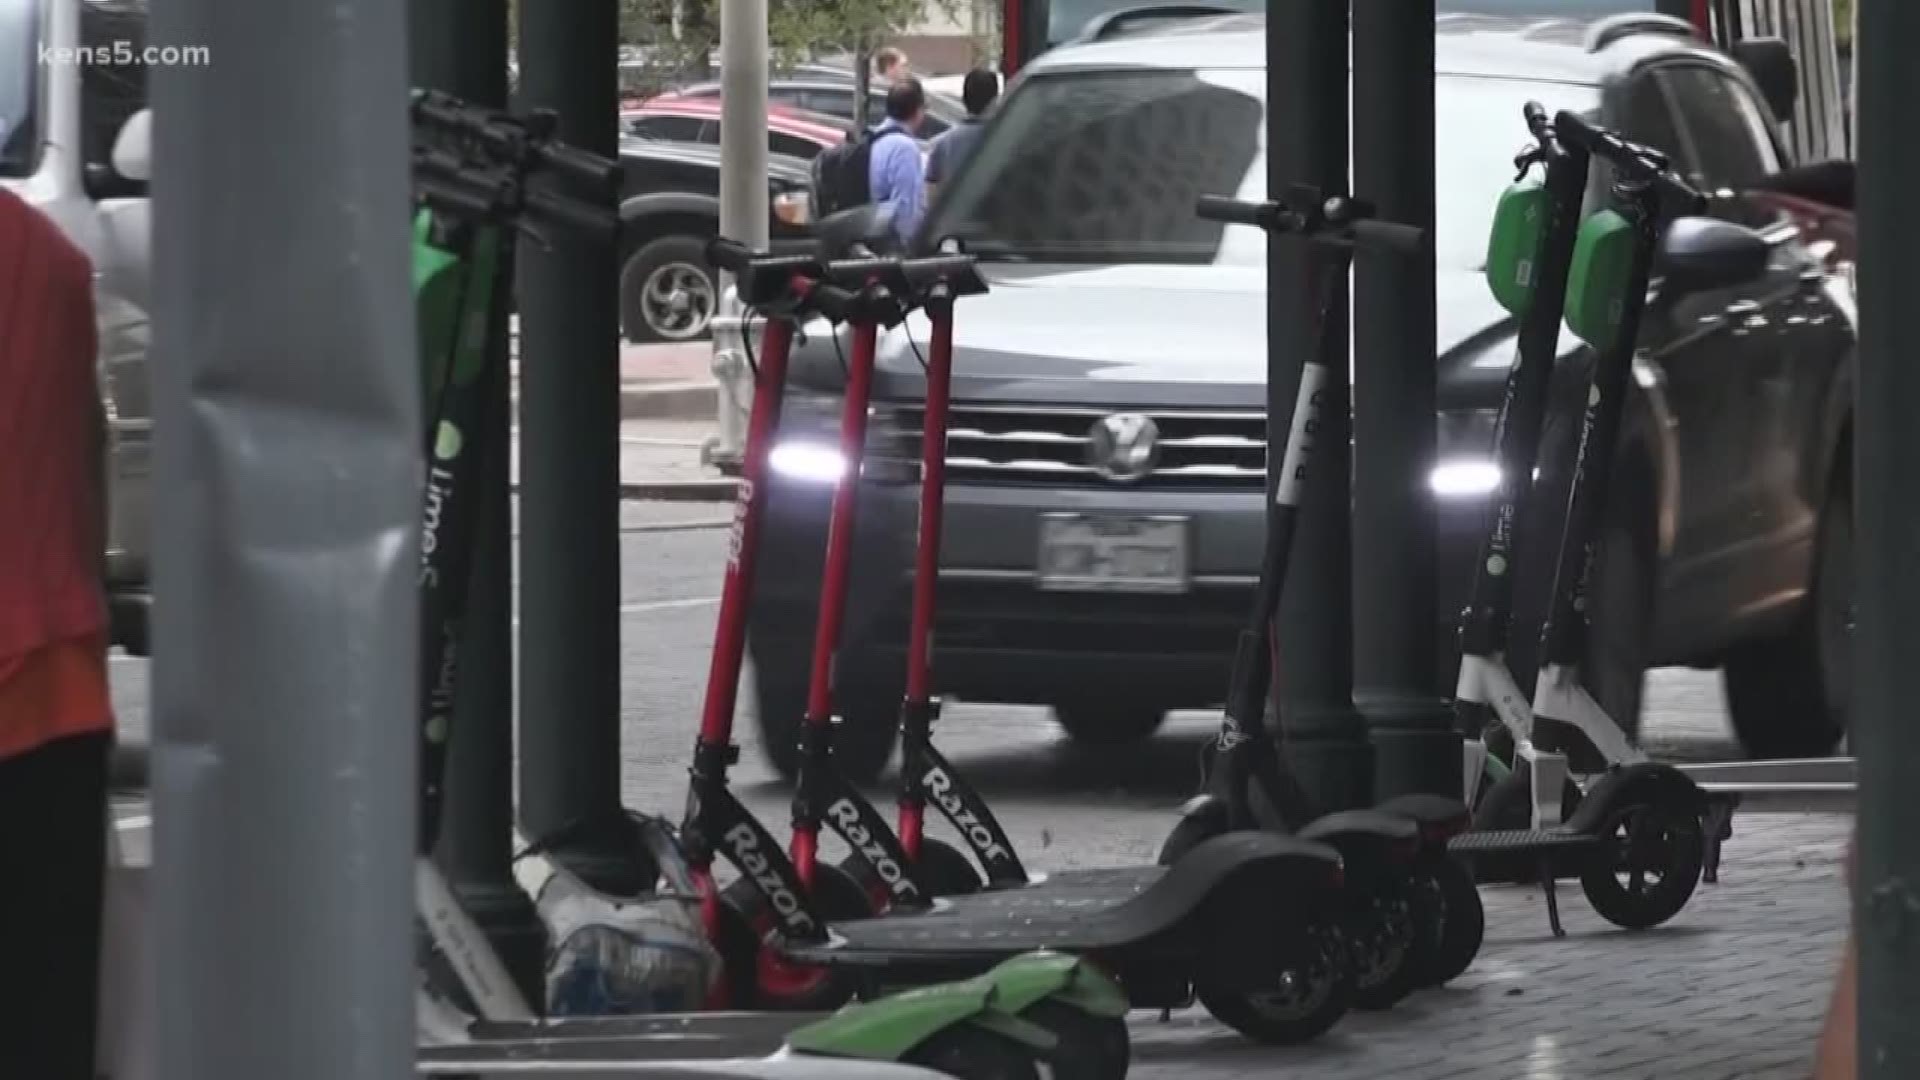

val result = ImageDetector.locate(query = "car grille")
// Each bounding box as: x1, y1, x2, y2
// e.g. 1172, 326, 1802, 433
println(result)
894, 404, 1267, 490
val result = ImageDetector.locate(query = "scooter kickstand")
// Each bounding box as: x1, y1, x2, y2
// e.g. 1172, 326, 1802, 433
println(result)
1540, 859, 1566, 938
1700, 795, 1738, 885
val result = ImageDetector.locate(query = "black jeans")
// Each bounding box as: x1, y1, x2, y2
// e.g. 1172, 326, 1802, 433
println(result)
0, 730, 109, 1080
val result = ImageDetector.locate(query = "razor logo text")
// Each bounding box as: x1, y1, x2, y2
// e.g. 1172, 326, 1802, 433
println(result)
828, 799, 923, 903
924, 767, 1011, 862
722, 823, 816, 935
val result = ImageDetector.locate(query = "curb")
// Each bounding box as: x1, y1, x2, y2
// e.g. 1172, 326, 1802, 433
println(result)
618, 478, 740, 502
620, 380, 717, 421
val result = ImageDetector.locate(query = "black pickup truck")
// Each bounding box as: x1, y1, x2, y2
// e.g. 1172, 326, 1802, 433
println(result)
618, 136, 816, 343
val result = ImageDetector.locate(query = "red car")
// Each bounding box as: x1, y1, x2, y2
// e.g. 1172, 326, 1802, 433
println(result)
622, 96, 848, 160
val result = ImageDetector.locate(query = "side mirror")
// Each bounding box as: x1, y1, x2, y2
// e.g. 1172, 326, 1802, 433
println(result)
1657, 216, 1770, 295
110, 109, 152, 184
1732, 37, 1797, 122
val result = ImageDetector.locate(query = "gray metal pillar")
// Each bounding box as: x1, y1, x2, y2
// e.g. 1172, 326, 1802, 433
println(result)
1268, 0, 1371, 812
147, 0, 416, 1076
411, 0, 546, 1004
1852, 0, 1920, 1071
516, 0, 642, 891
1350, 0, 1457, 801
707, 0, 773, 469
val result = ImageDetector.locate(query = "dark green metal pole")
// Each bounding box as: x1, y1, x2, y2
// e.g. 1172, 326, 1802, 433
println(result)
1350, 0, 1458, 800
516, 0, 642, 891
1268, 0, 1371, 812
1852, 0, 1920, 1071
410, 0, 547, 1003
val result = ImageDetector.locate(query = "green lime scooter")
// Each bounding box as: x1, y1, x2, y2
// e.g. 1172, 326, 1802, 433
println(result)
406, 88, 1127, 1079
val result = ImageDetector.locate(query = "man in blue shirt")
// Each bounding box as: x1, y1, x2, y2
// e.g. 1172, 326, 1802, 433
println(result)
868, 78, 928, 247
925, 68, 1000, 199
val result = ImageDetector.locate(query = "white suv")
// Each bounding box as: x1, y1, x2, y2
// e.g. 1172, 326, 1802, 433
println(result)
2, 0, 154, 653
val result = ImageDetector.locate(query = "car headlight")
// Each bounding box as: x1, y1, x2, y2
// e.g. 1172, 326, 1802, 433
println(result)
1428, 458, 1503, 498
770, 440, 847, 482
767, 398, 912, 485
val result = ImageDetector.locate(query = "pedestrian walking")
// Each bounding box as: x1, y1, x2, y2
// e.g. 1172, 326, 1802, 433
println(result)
925, 67, 1001, 199
0, 186, 114, 1079
874, 45, 908, 83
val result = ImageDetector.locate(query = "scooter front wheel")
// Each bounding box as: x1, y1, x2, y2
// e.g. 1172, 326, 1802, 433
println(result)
1579, 791, 1705, 930
1197, 906, 1352, 1045
723, 861, 875, 1011
904, 1025, 1042, 1080
1347, 875, 1422, 1011
1155, 812, 1216, 867
1020, 999, 1129, 1080
1418, 855, 1485, 987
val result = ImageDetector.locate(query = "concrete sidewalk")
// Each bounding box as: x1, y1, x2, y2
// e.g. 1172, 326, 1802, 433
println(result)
1128, 807, 1850, 1080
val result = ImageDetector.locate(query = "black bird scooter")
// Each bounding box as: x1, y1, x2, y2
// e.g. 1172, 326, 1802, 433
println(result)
1158, 186, 1487, 1005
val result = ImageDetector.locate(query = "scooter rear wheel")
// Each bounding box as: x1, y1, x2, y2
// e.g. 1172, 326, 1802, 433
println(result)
1196, 904, 1352, 1045
903, 1025, 1042, 1080
1021, 1000, 1129, 1080
1347, 874, 1422, 1011
1418, 855, 1485, 987
1579, 792, 1705, 930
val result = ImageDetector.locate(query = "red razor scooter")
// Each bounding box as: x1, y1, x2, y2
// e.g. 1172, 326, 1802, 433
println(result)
676, 239, 881, 1010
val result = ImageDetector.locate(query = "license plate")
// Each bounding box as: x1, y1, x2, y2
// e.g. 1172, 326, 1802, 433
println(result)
1036, 514, 1190, 594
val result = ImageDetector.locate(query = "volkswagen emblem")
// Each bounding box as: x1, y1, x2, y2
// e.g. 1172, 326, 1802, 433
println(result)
1088, 413, 1160, 483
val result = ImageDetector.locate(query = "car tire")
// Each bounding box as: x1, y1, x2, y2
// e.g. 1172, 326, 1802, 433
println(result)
620, 234, 719, 344
751, 650, 899, 785
1052, 700, 1166, 747
1723, 479, 1851, 759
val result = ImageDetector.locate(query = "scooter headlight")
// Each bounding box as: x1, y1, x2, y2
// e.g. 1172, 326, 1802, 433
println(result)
1428, 458, 1503, 498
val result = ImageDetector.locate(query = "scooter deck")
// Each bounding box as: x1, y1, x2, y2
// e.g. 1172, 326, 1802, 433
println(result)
784, 831, 1338, 965
426, 1012, 836, 1061
1448, 827, 1600, 862
418, 1050, 955, 1079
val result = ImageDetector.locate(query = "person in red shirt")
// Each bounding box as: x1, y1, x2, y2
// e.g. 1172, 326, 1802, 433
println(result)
0, 185, 115, 1079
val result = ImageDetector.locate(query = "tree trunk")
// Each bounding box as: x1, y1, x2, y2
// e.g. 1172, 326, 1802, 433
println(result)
852, 46, 872, 129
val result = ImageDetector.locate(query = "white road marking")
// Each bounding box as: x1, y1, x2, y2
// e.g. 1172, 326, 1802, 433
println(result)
619, 596, 720, 615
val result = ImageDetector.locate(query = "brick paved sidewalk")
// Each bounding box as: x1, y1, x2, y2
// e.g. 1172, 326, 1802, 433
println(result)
1125, 810, 1848, 1080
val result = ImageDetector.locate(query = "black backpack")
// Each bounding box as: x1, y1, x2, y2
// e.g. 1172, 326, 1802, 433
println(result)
811, 127, 911, 218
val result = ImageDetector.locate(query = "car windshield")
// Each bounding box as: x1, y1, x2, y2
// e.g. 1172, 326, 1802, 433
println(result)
922, 67, 1601, 270
1044, 0, 1261, 48
0, 0, 39, 177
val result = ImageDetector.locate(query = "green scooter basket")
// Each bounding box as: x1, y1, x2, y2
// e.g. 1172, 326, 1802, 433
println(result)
1484, 178, 1551, 318
1564, 208, 1636, 352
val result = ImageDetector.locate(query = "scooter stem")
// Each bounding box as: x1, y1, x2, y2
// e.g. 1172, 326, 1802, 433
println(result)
792, 310, 882, 883
696, 317, 796, 748
898, 295, 954, 857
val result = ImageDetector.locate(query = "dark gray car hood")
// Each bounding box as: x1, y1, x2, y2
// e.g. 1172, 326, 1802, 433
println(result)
795, 263, 1520, 409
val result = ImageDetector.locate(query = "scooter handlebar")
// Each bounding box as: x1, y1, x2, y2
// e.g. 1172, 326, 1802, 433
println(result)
704, 236, 755, 274
1194, 193, 1428, 255
1195, 194, 1265, 226
1345, 217, 1427, 255
537, 142, 623, 199
1552, 109, 1706, 213
525, 187, 619, 240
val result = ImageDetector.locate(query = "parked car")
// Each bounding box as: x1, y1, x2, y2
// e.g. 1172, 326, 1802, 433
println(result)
744, 11, 1858, 780
617, 137, 815, 343
622, 97, 850, 159
2, 0, 155, 655
656, 75, 968, 139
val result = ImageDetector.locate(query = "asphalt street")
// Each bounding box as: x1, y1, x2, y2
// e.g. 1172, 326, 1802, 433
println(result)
107, 499, 1745, 867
